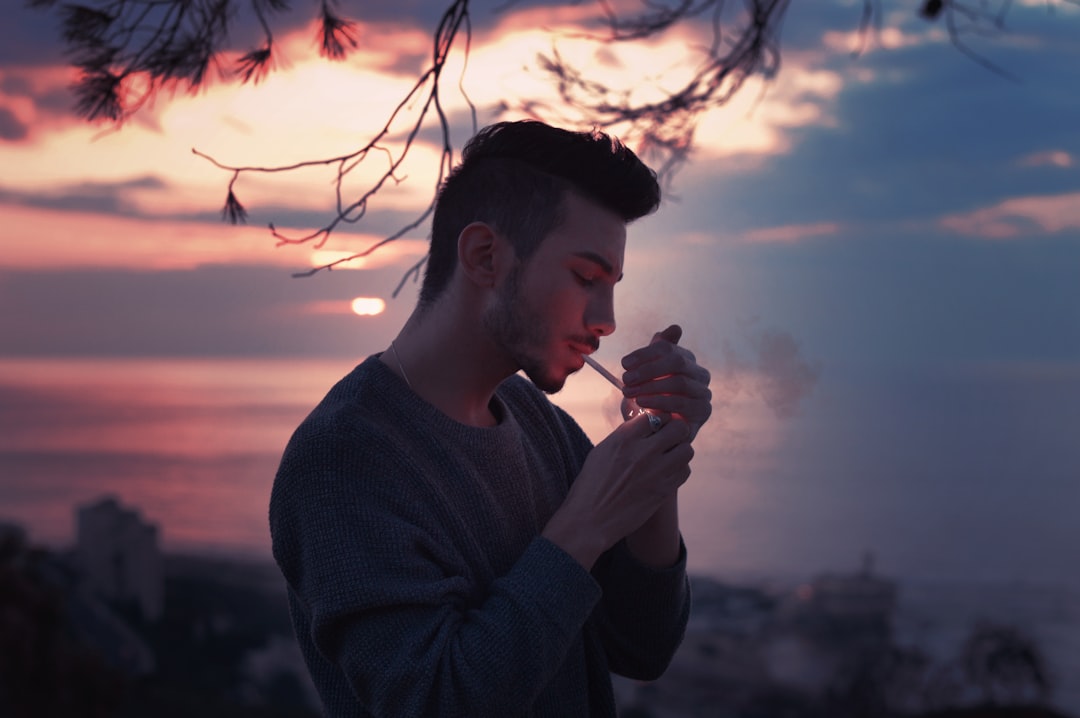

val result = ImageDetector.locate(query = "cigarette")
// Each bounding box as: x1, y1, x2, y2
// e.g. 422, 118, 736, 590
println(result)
583, 355, 624, 390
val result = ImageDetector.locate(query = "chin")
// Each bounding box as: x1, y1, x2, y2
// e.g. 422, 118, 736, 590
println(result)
524, 366, 568, 395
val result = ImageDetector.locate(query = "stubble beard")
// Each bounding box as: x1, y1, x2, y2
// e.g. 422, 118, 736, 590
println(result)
483, 263, 567, 395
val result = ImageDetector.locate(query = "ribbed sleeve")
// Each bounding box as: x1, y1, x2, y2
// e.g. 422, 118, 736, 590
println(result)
591, 539, 691, 680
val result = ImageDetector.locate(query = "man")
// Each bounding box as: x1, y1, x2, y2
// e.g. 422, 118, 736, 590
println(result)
270, 120, 713, 717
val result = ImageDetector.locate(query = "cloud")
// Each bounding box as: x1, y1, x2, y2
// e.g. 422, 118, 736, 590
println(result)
1017, 150, 1074, 168
0, 75, 33, 96
939, 192, 1080, 238
0, 106, 28, 140
822, 25, 947, 56
0, 3, 844, 242
741, 221, 842, 244
0, 33, 456, 220
0, 1, 900, 233
1015, 0, 1080, 10
446, 3, 852, 161
0, 202, 427, 272
0, 66, 80, 136
0, 175, 168, 214
686, 65, 845, 160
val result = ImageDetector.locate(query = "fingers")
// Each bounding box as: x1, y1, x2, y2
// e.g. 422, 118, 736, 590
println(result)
624, 373, 712, 401
627, 374, 712, 421
619, 326, 713, 439
634, 395, 712, 427
623, 330, 692, 375
622, 340, 706, 389
624, 347, 707, 383
621, 337, 711, 414
614, 411, 691, 447
650, 417, 692, 451
653, 324, 682, 346
622, 417, 694, 486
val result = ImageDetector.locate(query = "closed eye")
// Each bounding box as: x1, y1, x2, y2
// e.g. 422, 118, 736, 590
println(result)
574, 272, 597, 287
570, 251, 622, 284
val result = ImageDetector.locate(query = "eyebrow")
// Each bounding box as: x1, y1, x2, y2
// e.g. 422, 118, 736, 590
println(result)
572, 251, 623, 282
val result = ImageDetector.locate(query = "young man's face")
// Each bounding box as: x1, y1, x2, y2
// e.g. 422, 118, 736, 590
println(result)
484, 191, 627, 393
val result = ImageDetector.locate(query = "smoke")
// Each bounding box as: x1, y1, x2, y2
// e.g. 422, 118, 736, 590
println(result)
603, 296, 821, 425
723, 322, 822, 420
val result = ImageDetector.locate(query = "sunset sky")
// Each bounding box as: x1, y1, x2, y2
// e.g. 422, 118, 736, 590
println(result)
2, 1, 1077, 362
1, 1, 1079, 585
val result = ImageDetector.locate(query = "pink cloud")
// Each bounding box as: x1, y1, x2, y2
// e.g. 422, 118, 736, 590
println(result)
0, 203, 426, 271
741, 222, 841, 243
1017, 150, 1074, 169
939, 192, 1080, 239
0, 65, 83, 140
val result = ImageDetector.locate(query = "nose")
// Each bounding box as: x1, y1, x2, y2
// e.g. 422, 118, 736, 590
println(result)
586, 290, 616, 338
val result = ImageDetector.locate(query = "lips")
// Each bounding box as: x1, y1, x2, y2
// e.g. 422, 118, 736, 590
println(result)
569, 338, 600, 356
569, 348, 594, 369
566, 343, 593, 373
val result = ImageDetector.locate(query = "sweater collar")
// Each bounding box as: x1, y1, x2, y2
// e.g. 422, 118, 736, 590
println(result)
364, 354, 521, 447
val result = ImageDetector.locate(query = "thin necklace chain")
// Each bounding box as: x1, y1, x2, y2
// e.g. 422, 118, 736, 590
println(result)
390, 340, 413, 390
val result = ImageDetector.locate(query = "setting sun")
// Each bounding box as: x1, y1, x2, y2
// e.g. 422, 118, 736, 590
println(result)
350, 297, 387, 316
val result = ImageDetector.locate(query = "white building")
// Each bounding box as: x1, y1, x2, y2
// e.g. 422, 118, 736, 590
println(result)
75, 496, 163, 621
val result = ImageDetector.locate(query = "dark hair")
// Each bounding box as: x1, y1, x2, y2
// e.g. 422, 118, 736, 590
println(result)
419, 120, 661, 307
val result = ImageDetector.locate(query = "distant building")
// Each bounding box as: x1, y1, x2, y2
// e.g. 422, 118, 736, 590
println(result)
75, 496, 163, 621
794, 552, 898, 623
767, 552, 899, 697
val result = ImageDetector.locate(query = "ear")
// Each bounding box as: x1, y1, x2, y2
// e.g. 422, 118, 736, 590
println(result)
457, 222, 511, 289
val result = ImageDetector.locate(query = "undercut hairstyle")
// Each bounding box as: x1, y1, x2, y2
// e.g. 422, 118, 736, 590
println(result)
419, 120, 661, 307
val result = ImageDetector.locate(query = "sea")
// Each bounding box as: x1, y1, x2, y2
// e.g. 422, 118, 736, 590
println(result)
1, 356, 1077, 713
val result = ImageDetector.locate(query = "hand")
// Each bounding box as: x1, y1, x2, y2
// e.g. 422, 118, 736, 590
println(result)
621, 325, 712, 440
542, 412, 693, 570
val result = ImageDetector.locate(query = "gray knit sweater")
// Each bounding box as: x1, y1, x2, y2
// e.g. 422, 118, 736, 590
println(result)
270, 355, 690, 717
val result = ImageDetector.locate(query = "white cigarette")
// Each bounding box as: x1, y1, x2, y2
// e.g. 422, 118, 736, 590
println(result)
583, 355, 624, 390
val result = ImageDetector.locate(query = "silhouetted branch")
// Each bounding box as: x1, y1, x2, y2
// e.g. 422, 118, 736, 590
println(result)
392, 255, 430, 298
529, 0, 792, 181
44, 0, 329, 123
940, 1, 1021, 81
863, 0, 1080, 81
318, 0, 359, 60
221, 172, 247, 224
853, 0, 883, 57
190, 0, 473, 277
236, 0, 277, 84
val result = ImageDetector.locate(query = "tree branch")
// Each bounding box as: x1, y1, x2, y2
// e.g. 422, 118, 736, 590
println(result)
191, 0, 474, 278
528, 0, 792, 182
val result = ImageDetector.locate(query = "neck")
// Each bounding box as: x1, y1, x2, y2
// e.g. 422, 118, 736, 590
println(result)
381, 298, 515, 427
